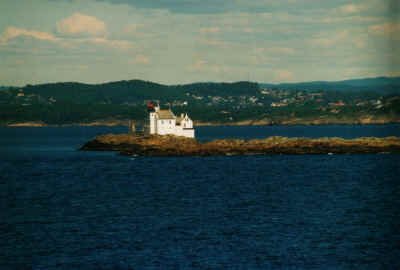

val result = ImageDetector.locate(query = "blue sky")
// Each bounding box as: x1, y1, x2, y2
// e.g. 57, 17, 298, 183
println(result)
0, 0, 398, 85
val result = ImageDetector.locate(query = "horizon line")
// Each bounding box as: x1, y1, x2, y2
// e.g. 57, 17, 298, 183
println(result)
2, 75, 400, 88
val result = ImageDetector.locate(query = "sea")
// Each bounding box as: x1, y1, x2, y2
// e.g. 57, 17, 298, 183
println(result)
1, 124, 399, 270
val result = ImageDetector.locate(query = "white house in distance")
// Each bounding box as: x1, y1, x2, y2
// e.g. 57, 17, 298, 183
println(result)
148, 103, 195, 138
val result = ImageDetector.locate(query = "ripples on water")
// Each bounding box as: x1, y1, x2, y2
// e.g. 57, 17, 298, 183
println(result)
0, 125, 399, 269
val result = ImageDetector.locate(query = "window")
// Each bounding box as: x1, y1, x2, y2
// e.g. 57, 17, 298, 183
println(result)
161, 120, 164, 124
169, 120, 171, 124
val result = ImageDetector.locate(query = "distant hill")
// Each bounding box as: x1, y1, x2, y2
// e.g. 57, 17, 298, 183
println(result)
19, 80, 259, 104
0, 86, 17, 91
0, 77, 399, 125
260, 77, 400, 94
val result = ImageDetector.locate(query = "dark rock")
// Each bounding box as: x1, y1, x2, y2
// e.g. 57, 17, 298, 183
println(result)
80, 134, 400, 156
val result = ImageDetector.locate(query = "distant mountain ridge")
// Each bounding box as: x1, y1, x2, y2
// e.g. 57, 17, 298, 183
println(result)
2, 76, 400, 93
260, 76, 400, 93
17, 80, 259, 104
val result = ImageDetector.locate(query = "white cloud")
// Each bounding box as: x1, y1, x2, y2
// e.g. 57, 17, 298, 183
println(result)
0, 26, 133, 51
388, 70, 400, 77
0, 17, 132, 51
0, 26, 58, 44
255, 47, 295, 54
189, 59, 207, 71
131, 54, 150, 64
199, 27, 220, 34
199, 38, 229, 48
87, 37, 133, 50
15, 59, 25, 65
124, 23, 144, 34
1, 0, 396, 84
321, 15, 380, 24
77, 65, 89, 70
275, 70, 294, 81
188, 59, 228, 74
311, 30, 349, 47
122, 23, 154, 38
57, 13, 107, 37
339, 4, 364, 14
353, 36, 366, 49
242, 27, 254, 33
369, 22, 400, 36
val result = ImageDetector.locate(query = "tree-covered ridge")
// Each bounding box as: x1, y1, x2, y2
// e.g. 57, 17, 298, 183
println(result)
260, 77, 400, 94
0, 78, 399, 125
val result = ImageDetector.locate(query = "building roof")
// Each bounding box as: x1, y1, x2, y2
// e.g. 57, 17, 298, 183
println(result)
157, 109, 175, 119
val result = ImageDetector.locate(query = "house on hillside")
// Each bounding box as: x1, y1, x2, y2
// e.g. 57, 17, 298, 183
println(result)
147, 102, 195, 138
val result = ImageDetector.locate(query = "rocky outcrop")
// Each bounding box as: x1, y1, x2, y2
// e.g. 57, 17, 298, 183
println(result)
7, 121, 47, 127
80, 134, 400, 156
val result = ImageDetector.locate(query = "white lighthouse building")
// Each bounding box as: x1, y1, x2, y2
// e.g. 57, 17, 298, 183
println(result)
148, 104, 195, 138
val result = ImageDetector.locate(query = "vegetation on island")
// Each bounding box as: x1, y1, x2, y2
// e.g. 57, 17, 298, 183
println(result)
81, 134, 400, 156
1, 77, 400, 126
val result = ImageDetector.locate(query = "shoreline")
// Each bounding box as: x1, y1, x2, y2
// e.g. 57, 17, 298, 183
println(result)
80, 134, 400, 156
3, 119, 400, 127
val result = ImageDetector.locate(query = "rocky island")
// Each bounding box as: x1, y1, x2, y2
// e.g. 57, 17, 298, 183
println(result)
80, 134, 400, 156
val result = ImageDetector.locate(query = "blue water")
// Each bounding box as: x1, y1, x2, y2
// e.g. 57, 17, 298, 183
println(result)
1, 125, 400, 269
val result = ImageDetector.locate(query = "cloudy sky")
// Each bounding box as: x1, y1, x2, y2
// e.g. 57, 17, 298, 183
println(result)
0, 0, 399, 85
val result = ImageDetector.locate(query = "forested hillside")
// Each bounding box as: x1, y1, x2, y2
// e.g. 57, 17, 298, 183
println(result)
1, 78, 399, 125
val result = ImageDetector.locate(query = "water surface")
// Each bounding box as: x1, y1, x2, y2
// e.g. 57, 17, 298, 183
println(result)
1, 125, 399, 269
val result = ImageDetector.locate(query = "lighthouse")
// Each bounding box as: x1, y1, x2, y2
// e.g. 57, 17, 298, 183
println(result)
146, 101, 195, 138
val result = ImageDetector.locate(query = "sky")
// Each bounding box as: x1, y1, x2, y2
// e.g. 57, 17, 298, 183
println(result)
0, 0, 399, 86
